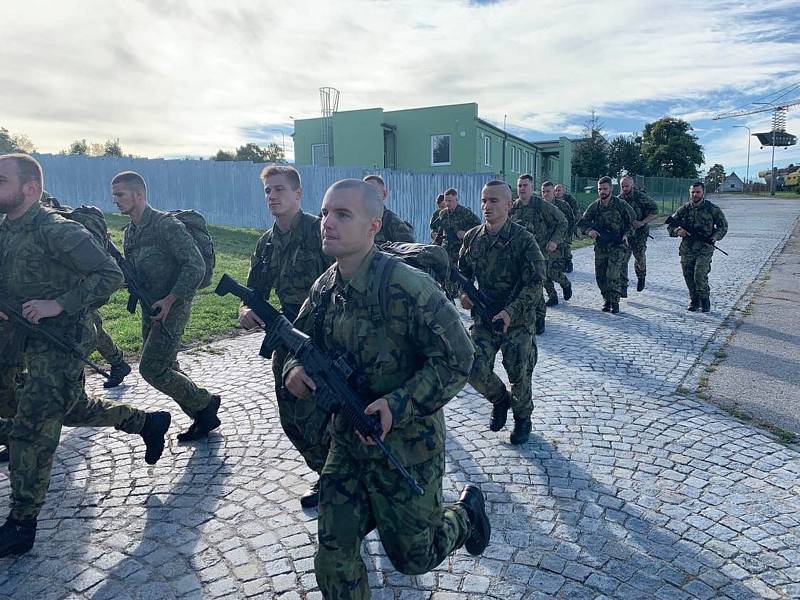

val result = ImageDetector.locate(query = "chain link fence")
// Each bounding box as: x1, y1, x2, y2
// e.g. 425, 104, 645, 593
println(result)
570, 175, 697, 214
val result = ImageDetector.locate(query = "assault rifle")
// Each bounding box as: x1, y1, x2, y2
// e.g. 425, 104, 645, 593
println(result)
449, 267, 506, 334
214, 274, 424, 496
664, 215, 729, 256
440, 223, 460, 245
0, 297, 110, 379
582, 221, 627, 245
106, 239, 175, 339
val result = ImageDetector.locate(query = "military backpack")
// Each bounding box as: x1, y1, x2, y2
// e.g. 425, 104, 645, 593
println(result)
158, 210, 216, 289
38, 204, 109, 248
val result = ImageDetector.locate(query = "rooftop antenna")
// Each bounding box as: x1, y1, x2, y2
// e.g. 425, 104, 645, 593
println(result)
320, 87, 340, 166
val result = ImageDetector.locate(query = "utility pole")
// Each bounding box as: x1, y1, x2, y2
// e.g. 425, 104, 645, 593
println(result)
733, 125, 751, 191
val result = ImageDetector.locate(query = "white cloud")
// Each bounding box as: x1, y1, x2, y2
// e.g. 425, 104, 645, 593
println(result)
1, 0, 799, 160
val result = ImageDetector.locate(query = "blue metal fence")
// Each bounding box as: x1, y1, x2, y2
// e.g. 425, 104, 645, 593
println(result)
34, 154, 494, 242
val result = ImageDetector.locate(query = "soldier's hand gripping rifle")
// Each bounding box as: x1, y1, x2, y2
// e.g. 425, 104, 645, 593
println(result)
106, 239, 176, 338
449, 267, 506, 334
214, 273, 424, 496
664, 215, 729, 256
0, 297, 110, 379
581, 221, 626, 245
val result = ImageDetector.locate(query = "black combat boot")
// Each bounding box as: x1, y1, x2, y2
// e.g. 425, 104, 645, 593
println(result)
687, 296, 700, 311
509, 417, 532, 445
535, 316, 545, 335
620, 286, 628, 298
0, 516, 37, 557
545, 296, 558, 307
489, 390, 511, 432
602, 301, 611, 312
457, 484, 491, 556
565, 260, 573, 274
701, 298, 711, 313
637, 274, 646, 292
562, 282, 572, 301
140, 411, 171, 465
610, 302, 620, 314
177, 395, 221, 442
0, 446, 8, 463
103, 361, 132, 389
300, 478, 320, 509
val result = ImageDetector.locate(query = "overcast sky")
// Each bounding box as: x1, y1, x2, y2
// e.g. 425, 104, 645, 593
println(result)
3, 0, 800, 178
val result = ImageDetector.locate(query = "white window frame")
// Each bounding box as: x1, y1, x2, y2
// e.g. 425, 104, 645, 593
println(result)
431, 134, 451, 166
484, 135, 491, 166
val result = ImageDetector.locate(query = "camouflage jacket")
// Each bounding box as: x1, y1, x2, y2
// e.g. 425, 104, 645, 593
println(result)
550, 198, 575, 246
429, 209, 443, 244
436, 204, 481, 257
123, 205, 205, 302
458, 218, 545, 329
374, 207, 415, 244
667, 199, 728, 256
0, 201, 123, 352
245, 210, 332, 320
577, 196, 636, 247
621, 189, 659, 239
510, 196, 567, 252
562, 192, 581, 225
284, 247, 474, 466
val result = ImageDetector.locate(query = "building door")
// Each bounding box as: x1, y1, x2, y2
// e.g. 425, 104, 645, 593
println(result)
383, 128, 396, 170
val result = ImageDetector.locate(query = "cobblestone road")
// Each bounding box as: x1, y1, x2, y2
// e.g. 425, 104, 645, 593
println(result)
1, 197, 799, 600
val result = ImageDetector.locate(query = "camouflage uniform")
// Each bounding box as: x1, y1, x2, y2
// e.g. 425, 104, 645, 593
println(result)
577, 196, 635, 304
435, 205, 480, 297
458, 219, 544, 420
543, 197, 574, 301
620, 188, 658, 289
429, 209, 443, 245
562, 193, 581, 236
374, 207, 415, 244
510, 196, 567, 321
123, 205, 213, 418
245, 210, 333, 474
667, 199, 728, 303
0, 201, 146, 519
284, 248, 474, 599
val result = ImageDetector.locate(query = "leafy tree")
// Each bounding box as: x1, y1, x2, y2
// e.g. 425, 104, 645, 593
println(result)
102, 139, 124, 157
263, 142, 286, 163
608, 134, 645, 177
0, 127, 36, 153
641, 117, 704, 178
67, 139, 90, 155
212, 149, 235, 161
572, 110, 609, 177
705, 164, 725, 192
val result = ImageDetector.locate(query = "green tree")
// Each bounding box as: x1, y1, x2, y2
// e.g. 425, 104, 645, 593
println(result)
608, 134, 645, 177
0, 127, 36, 153
102, 139, 124, 157
212, 149, 235, 161
67, 139, 90, 155
705, 164, 725, 192
572, 111, 609, 177
641, 117, 704, 178
229, 142, 286, 163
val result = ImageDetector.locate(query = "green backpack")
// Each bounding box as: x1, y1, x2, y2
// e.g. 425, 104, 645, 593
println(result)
160, 210, 216, 289
376, 241, 451, 291
40, 204, 109, 248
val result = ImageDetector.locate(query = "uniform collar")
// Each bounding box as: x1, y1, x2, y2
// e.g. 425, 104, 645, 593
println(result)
2, 200, 43, 231
274, 209, 304, 236
485, 217, 514, 240
335, 246, 377, 295
133, 204, 157, 230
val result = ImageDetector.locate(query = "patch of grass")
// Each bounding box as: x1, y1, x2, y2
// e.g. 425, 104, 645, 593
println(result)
713, 349, 728, 359
94, 214, 269, 359
675, 385, 689, 396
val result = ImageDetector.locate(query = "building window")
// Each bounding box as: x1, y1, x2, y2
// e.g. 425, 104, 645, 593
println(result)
312, 143, 328, 167
484, 135, 491, 166
511, 147, 520, 172
431, 134, 451, 166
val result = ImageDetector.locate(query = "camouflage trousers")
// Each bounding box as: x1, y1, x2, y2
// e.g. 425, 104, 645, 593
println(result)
680, 249, 714, 300
273, 346, 330, 474
316, 447, 470, 599
140, 299, 213, 419
0, 366, 19, 420
622, 234, 648, 289
0, 347, 145, 520
468, 323, 537, 420
89, 309, 125, 367
594, 244, 627, 303
544, 249, 571, 300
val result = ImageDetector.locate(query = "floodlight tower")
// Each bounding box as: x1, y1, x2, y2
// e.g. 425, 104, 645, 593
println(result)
320, 87, 340, 167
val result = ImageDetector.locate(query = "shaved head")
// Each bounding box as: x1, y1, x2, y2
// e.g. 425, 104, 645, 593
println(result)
484, 179, 512, 201
325, 179, 383, 219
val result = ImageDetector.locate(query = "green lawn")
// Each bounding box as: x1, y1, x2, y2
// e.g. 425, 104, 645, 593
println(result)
97, 214, 267, 358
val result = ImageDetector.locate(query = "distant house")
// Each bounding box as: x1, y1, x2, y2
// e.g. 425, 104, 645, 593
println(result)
293, 102, 574, 189
720, 172, 743, 193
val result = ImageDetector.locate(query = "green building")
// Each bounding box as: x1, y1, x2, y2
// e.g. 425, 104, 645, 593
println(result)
292, 102, 573, 189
